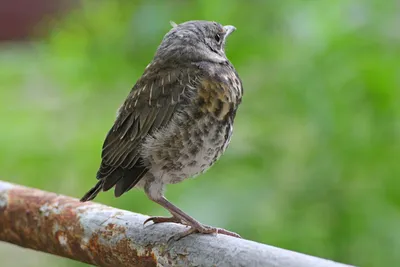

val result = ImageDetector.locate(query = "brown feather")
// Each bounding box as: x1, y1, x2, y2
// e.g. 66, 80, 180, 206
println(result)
89, 66, 190, 198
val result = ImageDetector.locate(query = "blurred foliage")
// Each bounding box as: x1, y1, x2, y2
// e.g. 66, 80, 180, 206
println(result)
1, 0, 399, 266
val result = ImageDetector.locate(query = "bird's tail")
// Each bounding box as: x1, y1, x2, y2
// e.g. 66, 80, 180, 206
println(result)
80, 180, 103, 202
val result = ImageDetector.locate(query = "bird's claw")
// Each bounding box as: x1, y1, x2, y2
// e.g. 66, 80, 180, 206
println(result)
214, 227, 241, 238
143, 216, 183, 226
168, 225, 241, 242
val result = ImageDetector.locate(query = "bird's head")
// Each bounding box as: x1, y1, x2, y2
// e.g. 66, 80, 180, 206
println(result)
154, 20, 236, 64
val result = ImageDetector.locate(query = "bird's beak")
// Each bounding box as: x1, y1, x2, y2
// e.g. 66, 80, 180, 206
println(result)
223, 25, 236, 38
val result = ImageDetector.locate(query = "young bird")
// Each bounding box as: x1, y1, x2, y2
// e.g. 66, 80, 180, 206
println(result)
81, 20, 243, 239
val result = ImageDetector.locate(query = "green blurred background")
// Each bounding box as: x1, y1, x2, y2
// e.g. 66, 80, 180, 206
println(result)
1, 0, 399, 266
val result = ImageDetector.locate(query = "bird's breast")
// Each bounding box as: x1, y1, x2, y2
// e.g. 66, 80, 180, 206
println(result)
142, 112, 233, 185
196, 75, 241, 122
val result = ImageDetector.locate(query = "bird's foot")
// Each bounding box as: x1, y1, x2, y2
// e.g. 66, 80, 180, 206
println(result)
143, 215, 184, 226
143, 196, 241, 241
170, 224, 241, 241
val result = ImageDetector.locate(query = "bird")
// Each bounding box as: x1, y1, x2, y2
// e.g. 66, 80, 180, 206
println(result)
80, 20, 243, 240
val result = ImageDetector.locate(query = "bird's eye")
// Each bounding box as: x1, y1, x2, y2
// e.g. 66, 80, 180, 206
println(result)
214, 33, 221, 43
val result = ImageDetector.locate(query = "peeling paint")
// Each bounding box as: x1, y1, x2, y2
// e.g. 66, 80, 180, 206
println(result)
0, 181, 13, 211
39, 203, 51, 216
0, 194, 7, 211
57, 232, 68, 246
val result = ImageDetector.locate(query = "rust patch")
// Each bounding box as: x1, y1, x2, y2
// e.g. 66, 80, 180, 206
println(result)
87, 222, 157, 267
0, 184, 158, 267
0, 187, 95, 265
104, 222, 126, 234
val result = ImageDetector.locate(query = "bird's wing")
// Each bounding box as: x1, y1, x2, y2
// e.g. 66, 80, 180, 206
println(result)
97, 66, 195, 194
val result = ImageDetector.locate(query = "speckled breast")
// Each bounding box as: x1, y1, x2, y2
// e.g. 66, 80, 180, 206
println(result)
168, 113, 233, 183
142, 63, 242, 185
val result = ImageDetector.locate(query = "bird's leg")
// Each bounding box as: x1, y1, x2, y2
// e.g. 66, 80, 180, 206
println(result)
144, 211, 185, 226
147, 194, 241, 240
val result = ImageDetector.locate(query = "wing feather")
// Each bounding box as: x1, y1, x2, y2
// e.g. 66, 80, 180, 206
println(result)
93, 66, 193, 197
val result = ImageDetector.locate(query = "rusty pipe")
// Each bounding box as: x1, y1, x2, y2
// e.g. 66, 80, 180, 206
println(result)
0, 180, 355, 267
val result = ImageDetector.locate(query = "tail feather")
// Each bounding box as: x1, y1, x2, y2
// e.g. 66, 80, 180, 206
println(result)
80, 180, 103, 202
100, 167, 124, 191
114, 165, 148, 197
81, 159, 149, 202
